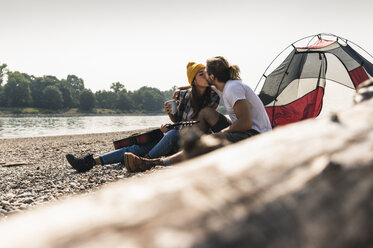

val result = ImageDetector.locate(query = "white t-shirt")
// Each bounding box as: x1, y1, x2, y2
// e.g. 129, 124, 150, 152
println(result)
213, 80, 272, 133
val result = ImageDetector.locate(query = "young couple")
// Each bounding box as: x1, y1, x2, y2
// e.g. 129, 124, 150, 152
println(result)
66, 56, 272, 173
124, 56, 272, 172
66, 61, 220, 172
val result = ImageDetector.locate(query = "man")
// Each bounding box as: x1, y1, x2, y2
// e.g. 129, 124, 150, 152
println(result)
124, 56, 272, 172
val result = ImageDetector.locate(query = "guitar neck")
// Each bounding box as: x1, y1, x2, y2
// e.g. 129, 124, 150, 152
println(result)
166, 121, 199, 129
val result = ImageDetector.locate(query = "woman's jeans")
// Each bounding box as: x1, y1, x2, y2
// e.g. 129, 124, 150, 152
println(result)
99, 129, 180, 165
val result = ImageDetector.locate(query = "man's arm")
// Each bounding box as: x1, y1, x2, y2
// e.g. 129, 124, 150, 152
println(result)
222, 99, 252, 133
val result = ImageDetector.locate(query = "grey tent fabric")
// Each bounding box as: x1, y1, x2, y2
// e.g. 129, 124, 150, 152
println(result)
257, 35, 373, 127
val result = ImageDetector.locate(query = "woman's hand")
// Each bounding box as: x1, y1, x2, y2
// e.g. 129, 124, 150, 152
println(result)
160, 124, 169, 133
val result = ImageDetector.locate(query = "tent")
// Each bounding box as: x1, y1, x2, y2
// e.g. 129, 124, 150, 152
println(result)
255, 33, 373, 128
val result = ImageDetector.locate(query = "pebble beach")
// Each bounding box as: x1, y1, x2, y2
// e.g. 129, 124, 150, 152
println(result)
0, 129, 162, 219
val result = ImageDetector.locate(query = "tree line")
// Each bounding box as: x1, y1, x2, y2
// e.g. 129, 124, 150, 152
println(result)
0, 64, 176, 112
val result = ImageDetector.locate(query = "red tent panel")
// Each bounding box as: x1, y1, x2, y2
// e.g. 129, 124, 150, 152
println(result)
349, 66, 369, 88
297, 39, 336, 50
265, 87, 324, 127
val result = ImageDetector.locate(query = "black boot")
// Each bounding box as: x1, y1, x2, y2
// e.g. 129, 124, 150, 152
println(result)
66, 154, 96, 173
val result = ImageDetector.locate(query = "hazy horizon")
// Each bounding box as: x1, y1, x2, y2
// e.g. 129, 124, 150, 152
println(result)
1, 0, 373, 92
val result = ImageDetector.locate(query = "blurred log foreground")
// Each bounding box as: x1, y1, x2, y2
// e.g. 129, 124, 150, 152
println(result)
1, 82, 373, 248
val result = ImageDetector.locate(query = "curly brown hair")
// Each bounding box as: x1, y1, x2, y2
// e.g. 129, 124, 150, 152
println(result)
206, 56, 241, 83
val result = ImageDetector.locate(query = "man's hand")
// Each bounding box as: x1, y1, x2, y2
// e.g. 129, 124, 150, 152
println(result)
173, 89, 181, 100
164, 101, 173, 115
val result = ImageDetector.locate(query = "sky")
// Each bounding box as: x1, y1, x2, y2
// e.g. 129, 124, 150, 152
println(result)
1, 0, 373, 93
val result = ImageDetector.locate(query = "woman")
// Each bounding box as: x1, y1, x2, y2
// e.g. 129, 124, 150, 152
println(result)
66, 62, 220, 172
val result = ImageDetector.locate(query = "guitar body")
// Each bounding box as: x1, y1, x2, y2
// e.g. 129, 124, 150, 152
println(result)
113, 121, 199, 150
113, 129, 164, 150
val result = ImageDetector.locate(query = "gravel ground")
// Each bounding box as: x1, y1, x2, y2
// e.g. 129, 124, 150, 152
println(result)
0, 129, 163, 219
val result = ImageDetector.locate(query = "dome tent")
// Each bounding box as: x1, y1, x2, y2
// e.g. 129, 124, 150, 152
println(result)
255, 33, 373, 128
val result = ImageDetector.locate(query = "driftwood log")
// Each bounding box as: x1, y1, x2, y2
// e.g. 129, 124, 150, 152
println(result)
0, 81, 373, 248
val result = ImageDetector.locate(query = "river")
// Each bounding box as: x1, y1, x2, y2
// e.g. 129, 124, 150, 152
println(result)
0, 115, 170, 139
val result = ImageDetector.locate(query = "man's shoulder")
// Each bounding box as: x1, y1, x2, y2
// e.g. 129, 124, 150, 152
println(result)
228, 79, 244, 84
226, 80, 243, 89
224, 80, 245, 93
226, 80, 255, 93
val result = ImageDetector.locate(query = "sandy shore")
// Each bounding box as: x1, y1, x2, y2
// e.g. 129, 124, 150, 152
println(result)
0, 129, 164, 219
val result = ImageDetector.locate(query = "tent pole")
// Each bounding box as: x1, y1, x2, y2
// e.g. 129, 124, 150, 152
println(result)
271, 50, 298, 127
254, 34, 318, 92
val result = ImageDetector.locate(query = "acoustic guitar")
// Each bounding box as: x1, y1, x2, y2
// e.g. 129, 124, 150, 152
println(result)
113, 121, 199, 150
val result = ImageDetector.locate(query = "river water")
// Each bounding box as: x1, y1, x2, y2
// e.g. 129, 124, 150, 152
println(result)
0, 115, 170, 139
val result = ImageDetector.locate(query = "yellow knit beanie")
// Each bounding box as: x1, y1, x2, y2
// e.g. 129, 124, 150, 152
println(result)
187, 62, 205, 85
